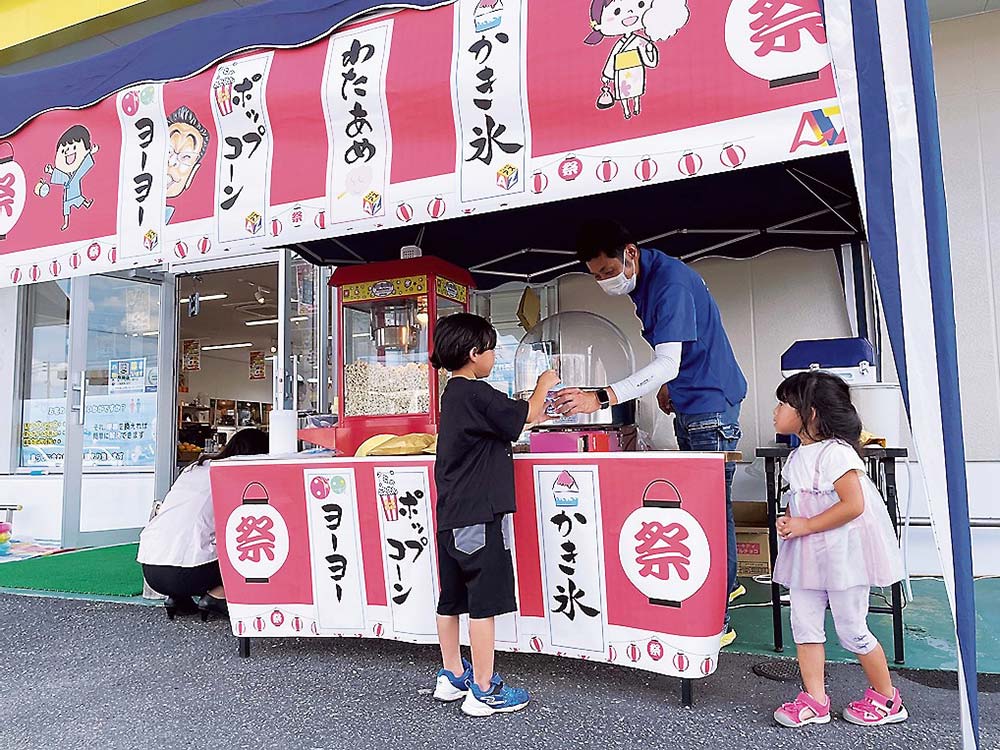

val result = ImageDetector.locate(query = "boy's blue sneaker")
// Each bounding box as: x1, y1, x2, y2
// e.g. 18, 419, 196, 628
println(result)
461, 674, 530, 717
433, 658, 472, 702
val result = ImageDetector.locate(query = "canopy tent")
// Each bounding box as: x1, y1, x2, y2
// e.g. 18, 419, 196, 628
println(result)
0, 1, 978, 745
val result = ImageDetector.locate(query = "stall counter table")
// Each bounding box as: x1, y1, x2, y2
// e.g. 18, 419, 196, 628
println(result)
756, 446, 908, 664
210, 451, 735, 705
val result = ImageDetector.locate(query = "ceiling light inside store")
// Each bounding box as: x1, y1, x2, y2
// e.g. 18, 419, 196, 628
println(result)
245, 316, 309, 327
254, 287, 266, 305
202, 342, 254, 351
179, 293, 228, 304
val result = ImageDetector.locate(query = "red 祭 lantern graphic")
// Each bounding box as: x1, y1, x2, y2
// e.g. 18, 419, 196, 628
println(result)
531, 171, 549, 194
607, 645, 617, 662
427, 197, 446, 219
174, 241, 189, 259
559, 155, 583, 181
720, 144, 747, 169
197, 237, 212, 255
635, 156, 659, 182
677, 152, 703, 177
49, 260, 60, 277
253, 616, 266, 633
315, 211, 327, 230
29, 265, 40, 282
647, 638, 665, 661
10, 268, 21, 284
87, 242, 101, 261
396, 203, 414, 223
373, 623, 384, 637
270, 609, 284, 627
627, 643, 642, 663
529, 636, 543, 652
673, 652, 690, 672
701, 657, 714, 676
596, 159, 619, 183
291, 616, 303, 633
69, 252, 82, 270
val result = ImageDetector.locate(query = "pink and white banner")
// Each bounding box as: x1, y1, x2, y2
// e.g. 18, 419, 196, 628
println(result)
0, 0, 844, 287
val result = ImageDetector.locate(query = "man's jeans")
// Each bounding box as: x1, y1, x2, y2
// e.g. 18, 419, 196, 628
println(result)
673, 403, 742, 629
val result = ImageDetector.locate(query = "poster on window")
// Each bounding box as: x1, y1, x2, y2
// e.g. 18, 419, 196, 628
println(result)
211, 452, 728, 680
108, 357, 148, 393
182, 338, 201, 371
249, 350, 266, 380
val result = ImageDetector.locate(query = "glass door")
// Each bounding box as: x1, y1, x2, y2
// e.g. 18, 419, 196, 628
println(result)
61, 272, 175, 548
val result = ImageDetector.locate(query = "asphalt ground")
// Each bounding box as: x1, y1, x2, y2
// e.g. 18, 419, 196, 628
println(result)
0, 594, 995, 750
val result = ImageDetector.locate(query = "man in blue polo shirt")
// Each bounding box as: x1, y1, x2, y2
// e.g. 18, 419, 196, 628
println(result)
555, 219, 747, 646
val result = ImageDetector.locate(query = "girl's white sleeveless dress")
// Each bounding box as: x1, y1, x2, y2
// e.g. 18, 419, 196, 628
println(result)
772, 440, 904, 591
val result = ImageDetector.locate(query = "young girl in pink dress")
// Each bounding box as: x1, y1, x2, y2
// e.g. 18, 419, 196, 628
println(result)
771, 371, 907, 728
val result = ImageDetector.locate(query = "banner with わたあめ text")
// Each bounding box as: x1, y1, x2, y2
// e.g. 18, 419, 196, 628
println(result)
0, 0, 844, 287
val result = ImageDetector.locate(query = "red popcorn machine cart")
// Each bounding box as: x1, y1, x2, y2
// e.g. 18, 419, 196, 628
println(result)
307, 256, 475, 456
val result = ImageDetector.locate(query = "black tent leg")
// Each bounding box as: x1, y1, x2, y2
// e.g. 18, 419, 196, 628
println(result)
681, 678, 693, 707
239, 637, 251, 658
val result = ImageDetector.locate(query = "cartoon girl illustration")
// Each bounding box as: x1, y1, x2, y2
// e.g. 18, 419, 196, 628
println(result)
585, 0, 691, 119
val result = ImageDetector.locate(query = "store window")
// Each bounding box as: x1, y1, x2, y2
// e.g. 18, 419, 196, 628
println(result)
20, 281, 71, 468
18, 277, 161, 470
290, 256, 319, 413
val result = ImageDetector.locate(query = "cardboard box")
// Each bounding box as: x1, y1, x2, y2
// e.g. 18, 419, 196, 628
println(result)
734, 501, 771, 577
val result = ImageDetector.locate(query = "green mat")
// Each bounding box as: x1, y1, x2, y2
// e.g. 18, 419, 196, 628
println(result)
0, 543, 143, 596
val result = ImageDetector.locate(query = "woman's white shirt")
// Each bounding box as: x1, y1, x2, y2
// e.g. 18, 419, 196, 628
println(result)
137, 462, 217, 567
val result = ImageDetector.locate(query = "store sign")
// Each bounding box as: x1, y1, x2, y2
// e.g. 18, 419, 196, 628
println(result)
0, 1, 843, 287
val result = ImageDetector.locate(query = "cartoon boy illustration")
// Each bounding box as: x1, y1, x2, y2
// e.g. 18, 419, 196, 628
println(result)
165, 106, 210, 224
44, 125, 99, 231
585, 0, 690, 119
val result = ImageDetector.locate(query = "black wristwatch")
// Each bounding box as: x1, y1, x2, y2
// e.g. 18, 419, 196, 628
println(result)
595, 388, 611, 410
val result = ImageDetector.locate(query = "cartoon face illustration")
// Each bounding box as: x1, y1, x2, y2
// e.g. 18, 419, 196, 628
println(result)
165, 106, 210, 200
594, 0, 651, 36
54, 132, 92, 175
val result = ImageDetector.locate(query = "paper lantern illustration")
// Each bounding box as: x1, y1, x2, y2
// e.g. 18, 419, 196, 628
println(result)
108, 246, 119, 264
69, 252, 82, 270
174, 241, 189, 259
597, 159, 619, 183
271, 218, 282, 236
29, 265, 40, 282
87, 242, 102, 261
315, 211, 327, 230
236, 620, 247, 636
10, 268, 21, 284
720, 144, 747, 169
310, 621, 319, 635
253, 615, 266, 632
677, 152, 703, 177
647, 638, 664, 661
373, 623, 385, 637
559, 155, 584, 181
673, 652, 690, 672
607, 645, 617, 662
627, 643, 642, 662
529, 636, 543, 652
270, 609, 284, 627
49, 260, 60, 277
635, 156, 659, 182
701, 657, 714, 676
396, 203, 414, 223
198, 237, 212, 254
531, 171, 549, 194
291, 616, 304, 633
427, 197, 446, 219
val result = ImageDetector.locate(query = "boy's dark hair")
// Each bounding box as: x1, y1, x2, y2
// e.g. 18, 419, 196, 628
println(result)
430, 313, 497, 371
776, 371, 863, 455
575, 219, 634, 263
57, 125, 92, 151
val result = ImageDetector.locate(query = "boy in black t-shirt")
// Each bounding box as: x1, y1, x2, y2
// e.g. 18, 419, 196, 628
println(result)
429, 313, 558, 717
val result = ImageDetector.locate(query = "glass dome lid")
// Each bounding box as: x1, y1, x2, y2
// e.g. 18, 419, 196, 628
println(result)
514, 311, 635, 395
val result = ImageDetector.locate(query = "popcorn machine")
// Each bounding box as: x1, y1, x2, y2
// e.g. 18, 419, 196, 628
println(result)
327, 257, 475, 455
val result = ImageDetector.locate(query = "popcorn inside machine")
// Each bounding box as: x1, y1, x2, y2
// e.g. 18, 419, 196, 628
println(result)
326, 257, 475, 455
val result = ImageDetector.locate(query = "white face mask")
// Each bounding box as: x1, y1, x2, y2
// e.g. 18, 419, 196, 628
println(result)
597, 255, 637, 296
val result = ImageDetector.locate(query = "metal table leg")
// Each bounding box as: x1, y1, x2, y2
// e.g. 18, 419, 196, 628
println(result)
765, 457, 783, 653
882, 456, 905, 664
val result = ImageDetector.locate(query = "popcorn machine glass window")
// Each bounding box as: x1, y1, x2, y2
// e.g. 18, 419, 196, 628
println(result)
343, 295, 431, 417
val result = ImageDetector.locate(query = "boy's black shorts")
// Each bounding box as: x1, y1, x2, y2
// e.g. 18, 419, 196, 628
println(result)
436, 513, 517, 620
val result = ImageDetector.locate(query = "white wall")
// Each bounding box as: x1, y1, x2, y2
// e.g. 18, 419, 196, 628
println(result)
179, 352, 273, 404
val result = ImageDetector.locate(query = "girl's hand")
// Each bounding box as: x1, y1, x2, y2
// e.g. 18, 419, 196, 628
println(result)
777, 516, 812, 540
